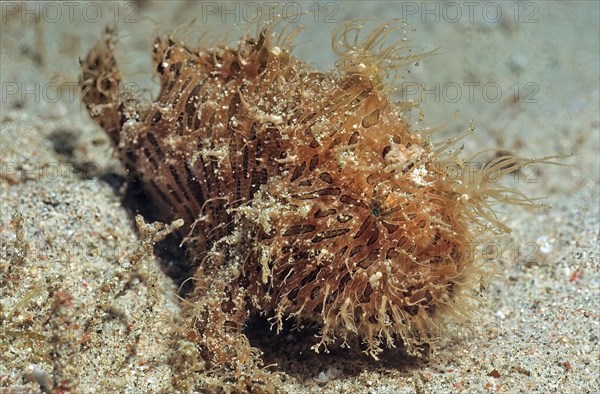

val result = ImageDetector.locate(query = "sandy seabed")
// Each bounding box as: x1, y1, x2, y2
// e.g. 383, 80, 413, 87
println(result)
1, 1, 598, 393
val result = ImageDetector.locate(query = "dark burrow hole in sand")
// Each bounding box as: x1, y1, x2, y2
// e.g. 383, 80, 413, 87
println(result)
49, 127, 128, 191
49, 128, 79, 156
